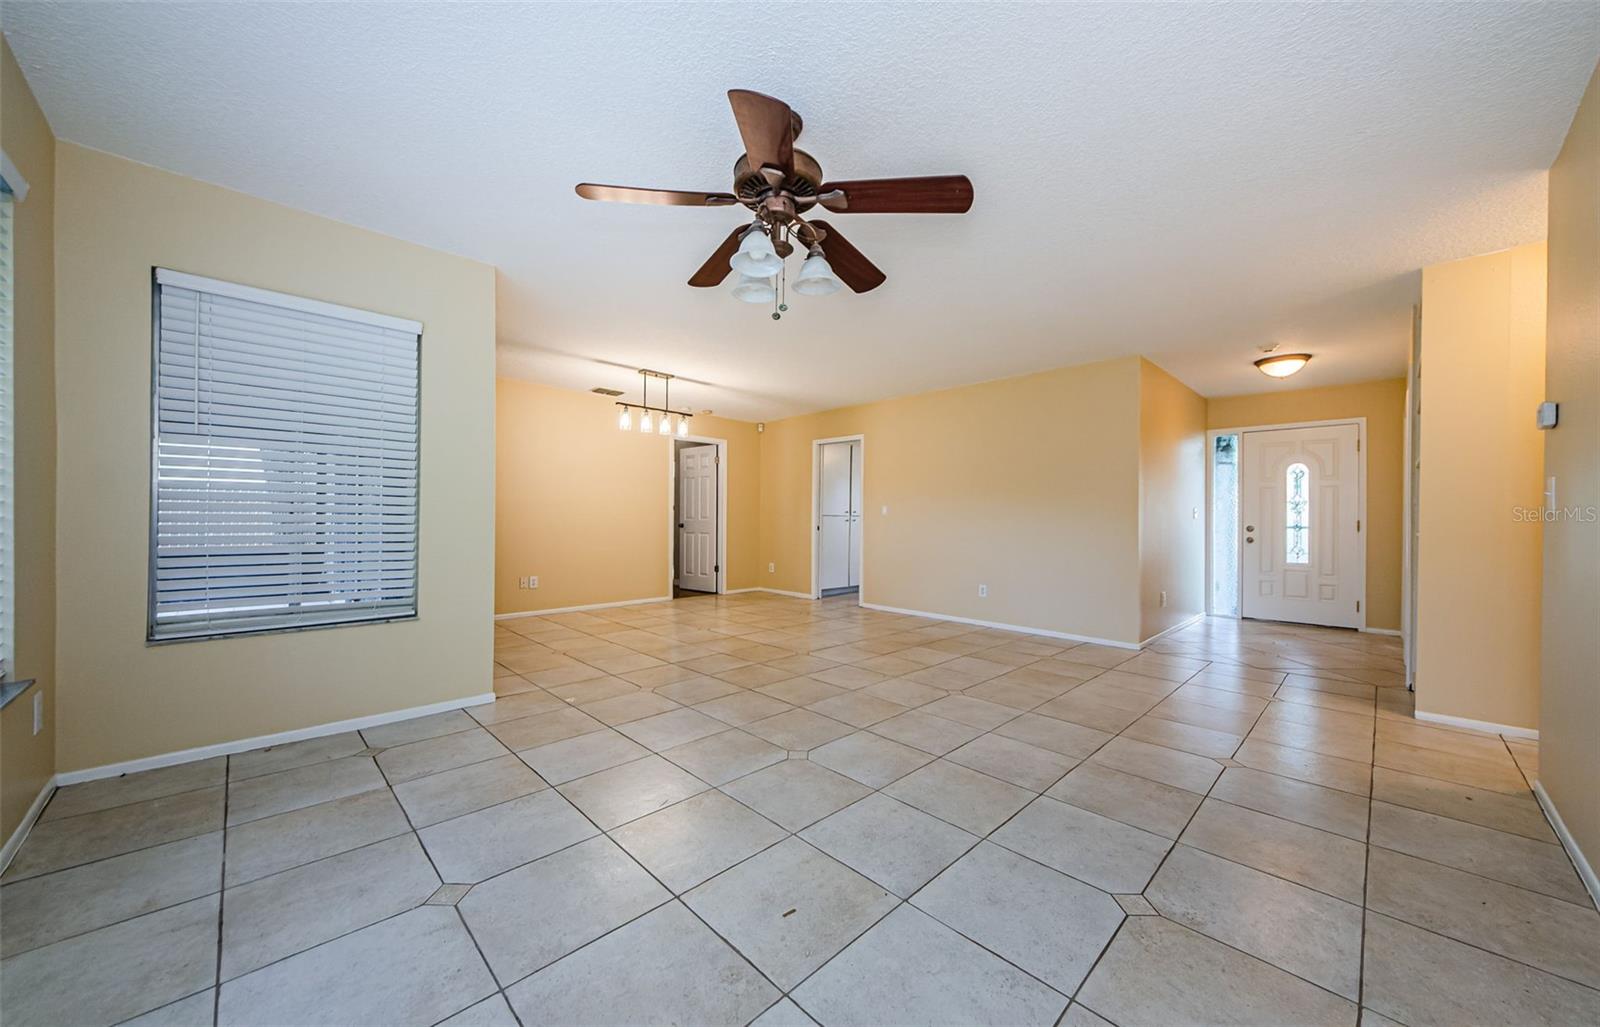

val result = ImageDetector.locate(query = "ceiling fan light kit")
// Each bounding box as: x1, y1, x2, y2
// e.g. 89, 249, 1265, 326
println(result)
577, 88, 973, 318
616, 369, 693, 436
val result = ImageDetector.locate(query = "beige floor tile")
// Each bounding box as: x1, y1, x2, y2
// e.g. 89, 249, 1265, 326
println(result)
545, 675, 639, 705
120, 989, 216, 1027
43, 758, 226, 822
1032, 693, 1143, 733
946, 732, 1078, 791
504, 902, 778, 1027
801, 793, 977, 897
374, 729, 507, 786
557, 753, 707, 829
1182, 798, 1367, 902
1147, 844, 1363, 999
660, 728, 786, 785
1116, 652, 1210, 682
1370, 800, 1588, 903
228, 757, 388, 826
221, 833, 438, 979
991, 710, 1113, 758
869, 709, 985, 755
808, 730, 934, 788
805, 690, 905, 728
0, 832, 221, 958
1184, 667, 1283, 697
720, 759, 871, 832
1371, 765, 1553, 841
225, 787, 410, 885
809, 663, 890, 689
744, 708, 855, 750
1212, 765, 1369, 840
684, 837, 897, 989
613, 790, 787, 893
618, 662, 706, 688
459, 835, 669, 981
1124, 715, 1244, 759
359, 710, 478, 750
918, 694, 1019, 730
517, 729, 648, 784
1366, 846, 1600, 988
791, 905, 1066, 1026
1077, 914, 1355, 1027
694, 690, 793, 726
1373, 739, 1527, 795
1234, 738, 1372, 795
1148, 695, 1260, 734
862, 677, 945, 708
230, 734, 366, 783
1362, 911, 1600, 1027
652, 674, 742, 705
576, 690, 681, 726
0, 895, 220, 1027
912, 840, 1123, 994
750, 997, 818, 1027
992, 796, 1172, 893
467, 688, 566, 725
1169, 682, 1274, 714
1047, 761, 1203, 838
4, 786, 224, 882
420, 788, 598, 882
884, 759, 1033, 834
716, 663, 800, 689
218, 906, 496, 1027
482, 707, 605, 751
1090, 735, 1223, 793
437, 995, 520, 1027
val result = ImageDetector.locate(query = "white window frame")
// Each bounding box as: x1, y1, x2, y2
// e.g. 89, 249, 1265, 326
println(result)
148, 268, 422, 643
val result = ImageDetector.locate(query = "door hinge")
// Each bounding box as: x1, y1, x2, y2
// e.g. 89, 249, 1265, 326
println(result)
1356, 600, 1362, 612
1356, 438, 1361, 452
1356, 519, 1361, 532
714, 564, 720, 573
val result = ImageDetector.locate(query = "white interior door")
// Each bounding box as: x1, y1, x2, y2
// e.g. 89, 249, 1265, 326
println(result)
818, 441, 854, 592
676, 444, 717, 593
1240, 424, 1363, 628
847, 440, 863, 588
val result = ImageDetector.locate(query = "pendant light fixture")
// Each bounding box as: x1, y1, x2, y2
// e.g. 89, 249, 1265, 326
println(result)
792, 247, 842, 296
729, 224, 783, 277
615, 369, 693, 437
1254, 353, 1312, 379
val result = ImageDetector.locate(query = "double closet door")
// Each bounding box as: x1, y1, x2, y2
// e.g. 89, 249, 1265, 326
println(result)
817, 440, 862, 594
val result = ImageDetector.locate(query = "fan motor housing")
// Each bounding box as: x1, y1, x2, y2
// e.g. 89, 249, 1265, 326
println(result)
734, 150, 823, 209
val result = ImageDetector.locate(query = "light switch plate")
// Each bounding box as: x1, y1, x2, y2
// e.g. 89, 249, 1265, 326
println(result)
1536, 401, 1559, 430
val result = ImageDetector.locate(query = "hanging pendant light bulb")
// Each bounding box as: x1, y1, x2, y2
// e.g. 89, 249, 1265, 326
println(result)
618, 406, 632, 431
676, 415, 689, 437
659, 413, 672, 435
793, 247, 842, 296
732, 274, 777, 304
638, 409, 653, 434
730, 224, 783, 277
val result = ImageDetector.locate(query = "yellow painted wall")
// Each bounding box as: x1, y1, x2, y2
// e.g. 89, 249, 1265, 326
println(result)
494, 378, 761, 614
1416, 242, 1546, 730
1, 38, 57, 839
758, 358, 1146, 645
1207, 378, 1408, 631
1139, 360, 1207, 641
1540, 63, 1599, 872
53, 144, 497, 772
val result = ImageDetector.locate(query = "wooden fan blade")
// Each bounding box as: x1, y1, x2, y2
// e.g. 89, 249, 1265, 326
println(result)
809, 220, 886, 293
727, 89, 795, 177
818, 175, 974, 214
576, 183, 739, 206
688, 226, 748, 288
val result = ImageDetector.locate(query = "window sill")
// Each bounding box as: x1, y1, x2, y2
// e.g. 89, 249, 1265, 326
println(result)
0, 678, 36, 711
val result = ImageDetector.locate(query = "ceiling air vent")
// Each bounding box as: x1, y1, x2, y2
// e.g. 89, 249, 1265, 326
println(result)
591, 387, 624, 397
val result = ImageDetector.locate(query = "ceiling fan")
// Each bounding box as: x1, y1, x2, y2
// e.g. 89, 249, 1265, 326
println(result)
575, 89, 973, 310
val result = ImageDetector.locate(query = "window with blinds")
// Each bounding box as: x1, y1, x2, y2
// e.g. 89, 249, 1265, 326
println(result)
150, 269, 421, 642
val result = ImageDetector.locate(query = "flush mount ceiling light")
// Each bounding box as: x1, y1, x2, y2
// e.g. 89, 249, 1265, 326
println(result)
616, 369, 692, 437
1254, 353, 1312, 379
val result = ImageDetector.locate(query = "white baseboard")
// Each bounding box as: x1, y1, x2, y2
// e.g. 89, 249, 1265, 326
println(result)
494, 596, 670, 620
723, 587, 817, 600
1139, 613, 1206, 647
1, 775, 58, 874
1414, 709, 1539, 741
1534, 780, 1600, 912
859, 602, 1141, 650
55, 692, 496, 787
1362, 626, 1403, 637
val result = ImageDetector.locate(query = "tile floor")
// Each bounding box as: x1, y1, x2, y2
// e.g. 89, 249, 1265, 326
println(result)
3, 594, 1597, 1026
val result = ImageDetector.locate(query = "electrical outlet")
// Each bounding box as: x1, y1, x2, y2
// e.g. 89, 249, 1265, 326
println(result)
517, 576, 527, 589
768, 562, 775, 573
529, 576, 539, 589
33, 691, 43, 736
1160, 590, 1168, 608
978, 584, 988, 598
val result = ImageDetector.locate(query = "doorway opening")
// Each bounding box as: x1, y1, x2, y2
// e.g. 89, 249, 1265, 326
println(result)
811, 435, 863, 600
1208, 420, 1366, 630
671, 437, 725, 596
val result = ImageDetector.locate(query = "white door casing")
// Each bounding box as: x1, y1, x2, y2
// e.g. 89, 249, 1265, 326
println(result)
1240, 423, 1363, 629
818, 441, 853, 591
676, 444, 717, 592
848, 439, 863, 588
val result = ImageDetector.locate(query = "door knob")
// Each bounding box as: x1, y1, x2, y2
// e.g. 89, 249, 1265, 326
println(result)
1245, 524, 1255, 532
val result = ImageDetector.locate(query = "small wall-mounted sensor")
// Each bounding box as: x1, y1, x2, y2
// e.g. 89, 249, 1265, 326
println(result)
1536, 402, 1559, 430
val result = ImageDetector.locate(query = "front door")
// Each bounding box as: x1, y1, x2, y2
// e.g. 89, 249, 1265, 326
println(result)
1240, 423, 1363, 628
676, 444, 717, 593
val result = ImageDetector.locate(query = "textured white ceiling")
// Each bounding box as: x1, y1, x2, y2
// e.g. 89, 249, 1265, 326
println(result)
6, 2, 1597, 418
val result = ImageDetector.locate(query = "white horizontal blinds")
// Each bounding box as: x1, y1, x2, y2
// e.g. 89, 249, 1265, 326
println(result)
150, 269, 420, 640
0, 195, 14, 675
